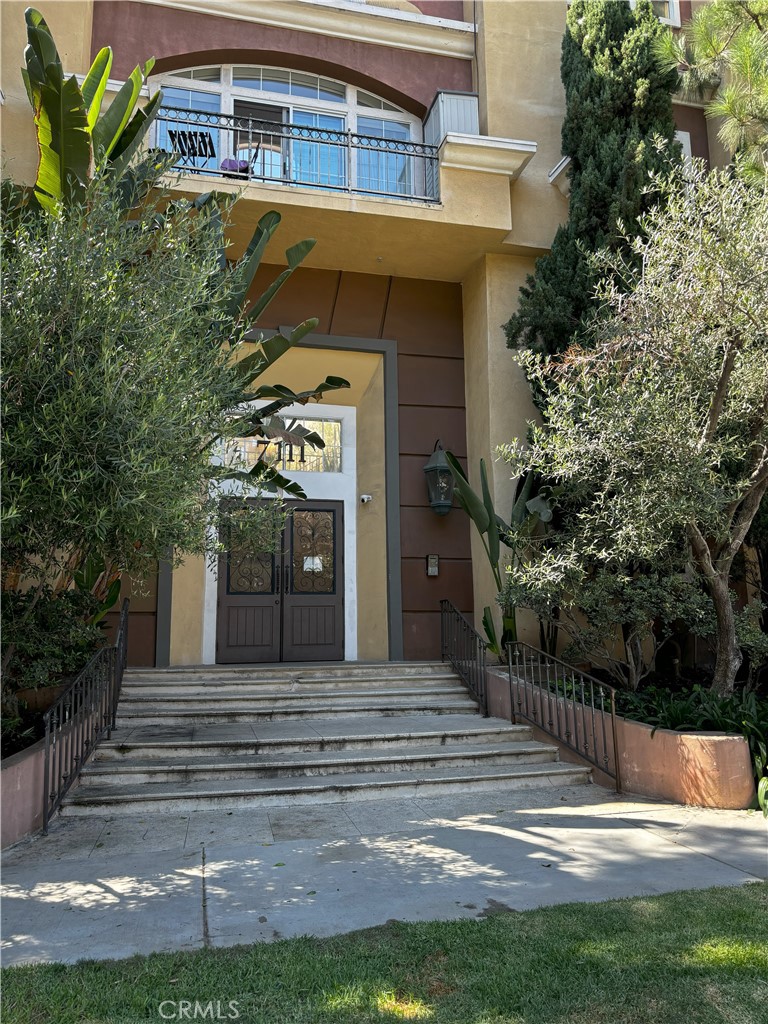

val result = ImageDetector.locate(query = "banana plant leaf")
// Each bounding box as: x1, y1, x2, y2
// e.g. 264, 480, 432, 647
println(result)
81, 47, 112, 129
223, 211, 282, 320
92, 58, 155, 166
250, 376, 351, 417
107, 91, 163, 179
243, 238, 317, 325
234, 320, 320, 383
482, 607, 501, 657
33, 70, 90, 211
22, 8, 59, 101
480, 460, 499, 566
445, 452, 490, 532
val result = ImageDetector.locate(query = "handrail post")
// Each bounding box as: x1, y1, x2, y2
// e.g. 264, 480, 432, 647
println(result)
42, 711, 51, 836
610, 689, 622, 793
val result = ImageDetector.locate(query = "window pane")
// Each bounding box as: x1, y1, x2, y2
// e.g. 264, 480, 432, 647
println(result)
291, 509, 336, 594
357, 116, 409, 141
262, 69, 291, 94
357, 116, 411, 195
158, 89, 220, 173
292, 72, 318, 99
291, 112, 346, 188
231, 420, 342, 474
357, 90, 400, 112
318, 79, 346, 102
192, 67, 220, 82
233, 67, 261, 89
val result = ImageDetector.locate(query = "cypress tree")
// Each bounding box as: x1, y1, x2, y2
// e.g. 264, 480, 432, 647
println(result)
504, 0, 679, 355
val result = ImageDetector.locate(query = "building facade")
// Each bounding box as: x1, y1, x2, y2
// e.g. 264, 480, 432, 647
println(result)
0, 0, 719, 667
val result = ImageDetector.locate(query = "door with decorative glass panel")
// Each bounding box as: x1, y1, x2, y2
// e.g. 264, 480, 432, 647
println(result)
217, 501, 344, 663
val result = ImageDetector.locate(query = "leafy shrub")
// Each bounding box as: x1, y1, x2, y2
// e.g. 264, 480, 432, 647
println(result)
1, 588, 106, 692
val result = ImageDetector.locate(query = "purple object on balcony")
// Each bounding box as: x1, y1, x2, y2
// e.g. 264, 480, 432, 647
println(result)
221, 157, 249, 177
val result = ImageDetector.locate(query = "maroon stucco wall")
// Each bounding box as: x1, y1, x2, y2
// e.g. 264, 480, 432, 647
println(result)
250, 265, 472, 660
411, 1, 467, 19
91, 2, 472, 118
673, 103, 710, 163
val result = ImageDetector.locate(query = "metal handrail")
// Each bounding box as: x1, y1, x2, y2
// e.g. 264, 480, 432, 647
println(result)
42, 598, 130, 833
154, 106, 441, 202
440, 599, 488, 715
507, 641, 622, 791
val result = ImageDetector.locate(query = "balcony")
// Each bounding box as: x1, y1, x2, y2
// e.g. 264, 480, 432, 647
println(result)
155, 106, 440, 203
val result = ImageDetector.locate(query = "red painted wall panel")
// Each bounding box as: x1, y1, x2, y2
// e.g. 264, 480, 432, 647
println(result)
91, 2, 472, 117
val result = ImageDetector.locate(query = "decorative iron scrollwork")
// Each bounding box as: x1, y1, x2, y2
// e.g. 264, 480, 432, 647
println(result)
291, 510, 335, 593
227, 549, 275, 594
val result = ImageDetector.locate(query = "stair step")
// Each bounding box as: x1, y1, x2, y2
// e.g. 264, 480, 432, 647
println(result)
120, 673, 462, 693
97, 719, 533, 760
82, 741, 558, 785
117, 685, 467, 705
62, 762, 591, 814
115, 700, 481, 725
123, 662, 451, 684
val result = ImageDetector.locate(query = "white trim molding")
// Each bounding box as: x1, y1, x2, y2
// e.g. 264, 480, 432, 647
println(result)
548, 154, 571, 196
439, 132, 537, 180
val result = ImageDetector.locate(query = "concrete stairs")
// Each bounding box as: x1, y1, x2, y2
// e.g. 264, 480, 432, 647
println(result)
62, 662, 590, 815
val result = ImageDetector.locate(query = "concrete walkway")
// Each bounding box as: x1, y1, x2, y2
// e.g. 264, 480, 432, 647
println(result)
2, 783, 766, 965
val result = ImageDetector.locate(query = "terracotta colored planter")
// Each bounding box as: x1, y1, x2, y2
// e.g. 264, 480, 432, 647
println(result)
1, 736, 46, 848
614, 717, 756, 809
487, 668, 756, 810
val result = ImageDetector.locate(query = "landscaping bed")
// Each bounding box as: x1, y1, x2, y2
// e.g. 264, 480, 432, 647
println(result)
488, 667, 766, 810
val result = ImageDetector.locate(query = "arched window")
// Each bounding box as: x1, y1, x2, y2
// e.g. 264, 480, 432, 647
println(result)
150, 65, 433, 199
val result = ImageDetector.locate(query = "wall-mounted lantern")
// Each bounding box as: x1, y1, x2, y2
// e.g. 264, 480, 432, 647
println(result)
423, 440, 455, 516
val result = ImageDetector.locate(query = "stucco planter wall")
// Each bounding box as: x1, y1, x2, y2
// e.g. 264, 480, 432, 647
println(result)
487, 668, 756, 810
1, 737, 46, 849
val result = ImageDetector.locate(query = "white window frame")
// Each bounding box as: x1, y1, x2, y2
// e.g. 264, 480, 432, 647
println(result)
150, 64, 421, 141
675, 129, 693, 173
629, 0, 681, 28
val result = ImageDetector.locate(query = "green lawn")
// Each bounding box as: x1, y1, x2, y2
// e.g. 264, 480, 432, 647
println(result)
3, 884, 767, 1024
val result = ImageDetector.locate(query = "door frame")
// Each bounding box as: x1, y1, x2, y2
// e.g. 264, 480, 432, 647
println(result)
202, 403, 357, 663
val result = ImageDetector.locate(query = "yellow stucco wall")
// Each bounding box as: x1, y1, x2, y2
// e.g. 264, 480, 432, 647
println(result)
474, 0, 569, 252
355, 359, 389, 660
1, 1, 95, 184
169, 554, 207, 665
461, 253, 541, 646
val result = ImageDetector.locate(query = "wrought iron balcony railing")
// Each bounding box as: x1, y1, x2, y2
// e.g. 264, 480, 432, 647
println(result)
154, 107, 441, 202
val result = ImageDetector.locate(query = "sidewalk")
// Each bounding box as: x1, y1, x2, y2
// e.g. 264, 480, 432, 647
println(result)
2, 783, 766, 965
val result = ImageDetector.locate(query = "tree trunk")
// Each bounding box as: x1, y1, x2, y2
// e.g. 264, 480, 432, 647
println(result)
708, 575, 742, 695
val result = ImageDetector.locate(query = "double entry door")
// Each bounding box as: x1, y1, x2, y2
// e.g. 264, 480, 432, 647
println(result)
216, 501, 344, 664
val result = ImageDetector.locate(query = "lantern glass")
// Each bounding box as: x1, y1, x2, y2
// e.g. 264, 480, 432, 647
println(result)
423, 441, 455, 515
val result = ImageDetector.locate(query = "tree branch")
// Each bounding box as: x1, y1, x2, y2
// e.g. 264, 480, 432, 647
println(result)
687, 521, 717, 581
718, 471, 768, 570
702, 339, 737, 445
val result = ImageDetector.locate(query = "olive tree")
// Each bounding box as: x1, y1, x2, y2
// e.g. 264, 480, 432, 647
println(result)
500, 163, 768, 695
1, 9, 349, 681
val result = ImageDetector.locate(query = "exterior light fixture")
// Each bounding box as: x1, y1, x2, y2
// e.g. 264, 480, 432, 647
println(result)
423, 440, 455, 516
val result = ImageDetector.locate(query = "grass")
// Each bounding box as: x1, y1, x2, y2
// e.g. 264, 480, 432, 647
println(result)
3, 884, 767, 1024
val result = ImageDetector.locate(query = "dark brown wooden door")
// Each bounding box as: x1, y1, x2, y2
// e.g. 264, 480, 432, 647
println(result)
217, 501, 344, 664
